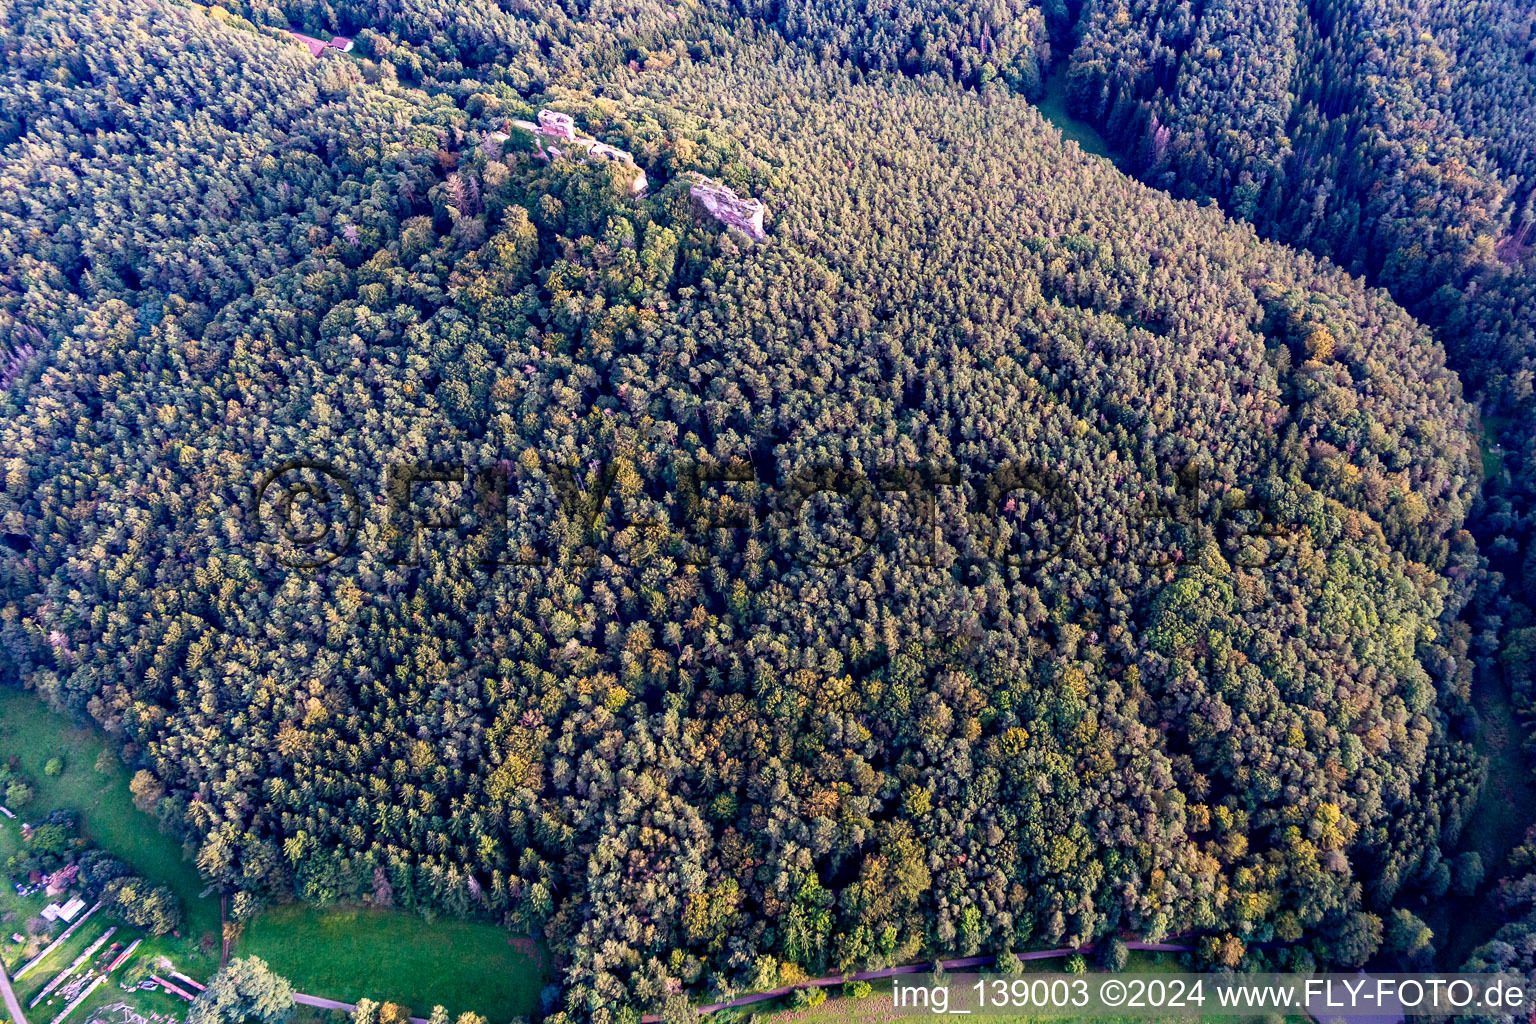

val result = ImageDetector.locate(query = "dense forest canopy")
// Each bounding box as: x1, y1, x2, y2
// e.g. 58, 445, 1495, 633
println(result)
1061, 0, 1536, 638
0, 0, 1532, 1017
1053, 0, 1536, 983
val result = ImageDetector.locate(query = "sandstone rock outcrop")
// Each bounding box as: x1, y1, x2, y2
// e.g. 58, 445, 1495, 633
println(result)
689, 175, 767, 239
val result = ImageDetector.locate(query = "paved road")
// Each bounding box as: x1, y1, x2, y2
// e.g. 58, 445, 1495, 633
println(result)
0, 958, 30, 1024
639, 942, 1196, 1022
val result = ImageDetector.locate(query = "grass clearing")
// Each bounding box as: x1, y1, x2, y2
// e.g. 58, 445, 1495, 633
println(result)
0, 690, 220, 953
1479, 414, 1511, 481
1, 688, 224, 1024
238, 905, 545, 1021
1034, 63, 1123, 167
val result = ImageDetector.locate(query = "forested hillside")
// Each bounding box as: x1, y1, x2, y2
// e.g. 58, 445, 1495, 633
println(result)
1061, 0, 1536, 656
1062, 0, 1536, 479
0, 0, 453, 400
1036, 0, 1536, 982
0, 0, 1520, 1017
235, 0, 1057, 96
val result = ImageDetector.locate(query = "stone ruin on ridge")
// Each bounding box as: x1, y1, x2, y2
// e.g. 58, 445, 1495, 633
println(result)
505, 110, 648, 195
497, 112, 770, 236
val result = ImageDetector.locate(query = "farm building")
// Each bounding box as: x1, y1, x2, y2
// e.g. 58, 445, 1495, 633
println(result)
285, 30, 354, 57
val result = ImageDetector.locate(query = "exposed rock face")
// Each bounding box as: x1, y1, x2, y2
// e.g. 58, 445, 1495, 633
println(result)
510, 110, 648, 194
690, 176, 767, 239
